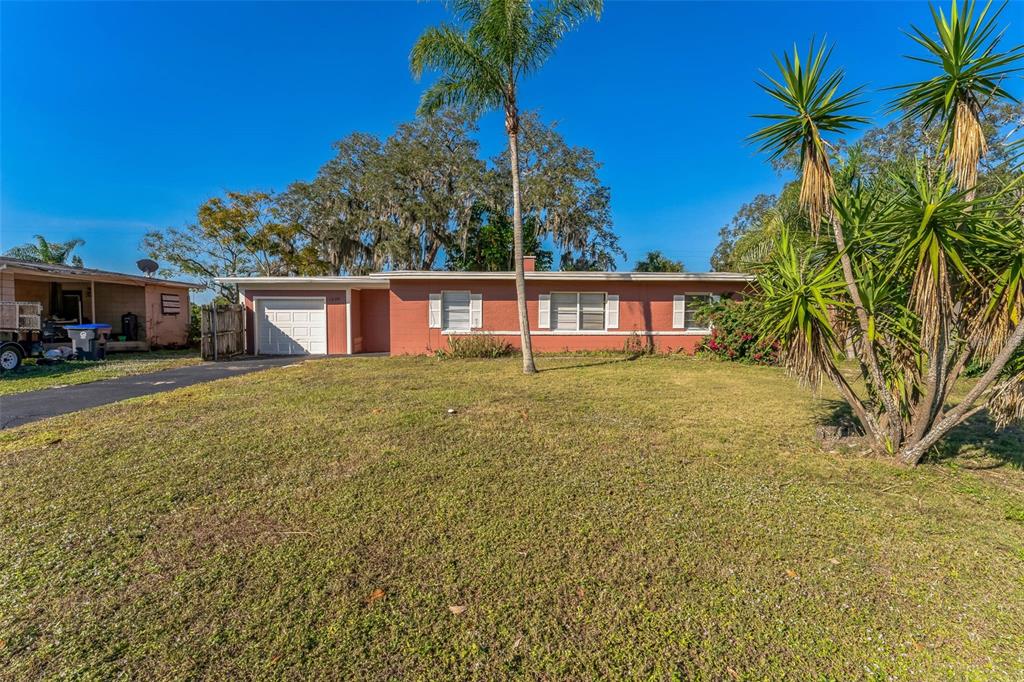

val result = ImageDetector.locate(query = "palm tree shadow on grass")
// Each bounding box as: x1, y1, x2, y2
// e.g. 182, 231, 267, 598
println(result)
538, 355, 644, 373
815, 399, 1024, 469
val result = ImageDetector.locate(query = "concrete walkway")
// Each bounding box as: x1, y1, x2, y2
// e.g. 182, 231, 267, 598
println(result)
0, 356, 304, 429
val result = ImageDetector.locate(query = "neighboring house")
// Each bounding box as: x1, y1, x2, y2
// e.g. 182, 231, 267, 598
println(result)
217, 256, 752, 356
0, 257, 195, 349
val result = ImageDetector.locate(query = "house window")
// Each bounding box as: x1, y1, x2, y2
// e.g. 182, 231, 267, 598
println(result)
673, 294, 714, 330
551, 292, 606, 331
442, 291, 471, 331
161, 293, 182, 315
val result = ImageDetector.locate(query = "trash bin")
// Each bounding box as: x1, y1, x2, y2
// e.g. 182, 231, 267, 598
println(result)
121, 312, 139, 341
63, 324, 112, 360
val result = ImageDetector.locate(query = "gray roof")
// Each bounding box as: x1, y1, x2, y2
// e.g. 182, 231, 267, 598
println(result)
0, 257, 198, 289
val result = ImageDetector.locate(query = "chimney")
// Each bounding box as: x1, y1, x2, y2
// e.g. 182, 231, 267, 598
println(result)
523, 255, 536, 272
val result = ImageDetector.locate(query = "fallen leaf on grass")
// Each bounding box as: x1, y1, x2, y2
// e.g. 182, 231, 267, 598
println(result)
785, 569, 798, 578
448, 605, 467, 615
829, 558, 841, 565
365, 588, 385, 604
727, 666, 740, 680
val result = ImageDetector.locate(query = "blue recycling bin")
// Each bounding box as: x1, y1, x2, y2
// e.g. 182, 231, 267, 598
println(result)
63, 324, 112, 360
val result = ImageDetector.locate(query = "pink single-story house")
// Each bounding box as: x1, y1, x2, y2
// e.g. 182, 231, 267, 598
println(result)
217, 257, 752, 356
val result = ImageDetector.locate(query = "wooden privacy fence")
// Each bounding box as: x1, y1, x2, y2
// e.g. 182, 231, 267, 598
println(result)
201, 304, 245, 360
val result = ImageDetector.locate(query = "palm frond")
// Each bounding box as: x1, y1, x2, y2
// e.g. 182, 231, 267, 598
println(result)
411, 25, 505, 115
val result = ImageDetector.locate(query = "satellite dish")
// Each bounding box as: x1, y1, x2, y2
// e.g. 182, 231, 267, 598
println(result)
137, 259, 159, 277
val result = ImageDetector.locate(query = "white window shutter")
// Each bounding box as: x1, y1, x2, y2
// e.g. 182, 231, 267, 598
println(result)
605, 294, 619, 329
470, 293, 482, 328
538, 294, 551, 329
672, 295, 686, 329
428, 293, 442, 328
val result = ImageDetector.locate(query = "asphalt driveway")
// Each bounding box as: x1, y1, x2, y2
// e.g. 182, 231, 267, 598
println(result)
0, 356, 305, 429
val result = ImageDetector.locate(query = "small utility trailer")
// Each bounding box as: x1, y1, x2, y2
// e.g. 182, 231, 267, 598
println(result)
0, 301, 43, 370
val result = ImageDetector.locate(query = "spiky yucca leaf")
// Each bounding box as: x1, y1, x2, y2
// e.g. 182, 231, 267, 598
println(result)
882, 163, 993, 335
988, 349, 1024, 429
756, 228, 848, 387
975, 188, 1024, 359
750, 40, 868, 233
889, 0, 1024, 192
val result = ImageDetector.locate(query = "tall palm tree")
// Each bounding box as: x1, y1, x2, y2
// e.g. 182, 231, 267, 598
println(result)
889, 0, 1024, 196
5, 235, 85, 267
411, 0, 602, 375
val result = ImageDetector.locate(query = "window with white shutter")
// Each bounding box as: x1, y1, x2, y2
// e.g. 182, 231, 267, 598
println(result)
672, 295, 686, 329
548, 292, 607, 331
579, 293, 605, 331
551, 293, 579, 330
441, 291, 472, 331
428, 293, 442, 328
538, 294, 551, 329
683, 294, 713, 330
605, 294, 619, 329
470, 293, 482, 328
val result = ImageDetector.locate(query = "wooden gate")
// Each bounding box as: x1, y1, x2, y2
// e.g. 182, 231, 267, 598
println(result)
200, 304, 245, 360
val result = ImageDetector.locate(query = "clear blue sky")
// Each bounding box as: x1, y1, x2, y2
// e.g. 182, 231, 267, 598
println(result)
3, 1, 1020, 276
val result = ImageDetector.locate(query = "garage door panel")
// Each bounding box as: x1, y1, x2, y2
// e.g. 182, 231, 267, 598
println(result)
256, 298, 328, 356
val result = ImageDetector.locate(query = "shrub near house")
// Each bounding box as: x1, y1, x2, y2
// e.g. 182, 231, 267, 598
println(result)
700, 298, 778, 365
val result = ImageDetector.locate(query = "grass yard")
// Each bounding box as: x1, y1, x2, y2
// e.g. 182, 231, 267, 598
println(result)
0, 349, 201, 396
1, 356, 1022, 679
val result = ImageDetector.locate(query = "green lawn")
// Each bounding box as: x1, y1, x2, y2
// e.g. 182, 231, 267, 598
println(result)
1, 356, 1022, 679
0, 349, 201, 396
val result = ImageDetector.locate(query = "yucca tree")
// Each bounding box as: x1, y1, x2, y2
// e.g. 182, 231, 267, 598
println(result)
753, 0, 1024, 465
411, 0, 602, 375
750, 40, 905, 450
889, 0, 1024, 196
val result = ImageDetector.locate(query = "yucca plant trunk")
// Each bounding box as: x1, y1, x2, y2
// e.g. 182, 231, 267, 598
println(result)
897, 318, 1024, 465
506, 108, 537, 374
828, 212, 903, 448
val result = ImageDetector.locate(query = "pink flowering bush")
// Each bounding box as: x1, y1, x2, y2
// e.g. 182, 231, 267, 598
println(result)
698, 298, 778, 365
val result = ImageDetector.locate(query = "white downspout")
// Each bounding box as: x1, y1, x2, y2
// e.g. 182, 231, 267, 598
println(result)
345, 289, 352, 355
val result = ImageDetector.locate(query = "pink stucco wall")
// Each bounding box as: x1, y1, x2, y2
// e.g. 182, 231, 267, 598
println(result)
359, 289, 390, 353
387, 278, 744, 356
144, 284, 191, 347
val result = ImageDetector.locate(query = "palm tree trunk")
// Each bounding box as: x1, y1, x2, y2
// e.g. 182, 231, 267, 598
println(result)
506, 113, 537, 374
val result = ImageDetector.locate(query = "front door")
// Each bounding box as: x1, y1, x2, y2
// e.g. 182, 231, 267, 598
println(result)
61, 292, 83, 323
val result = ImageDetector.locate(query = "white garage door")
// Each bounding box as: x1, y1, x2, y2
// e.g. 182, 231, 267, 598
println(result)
256, 298, 327, 355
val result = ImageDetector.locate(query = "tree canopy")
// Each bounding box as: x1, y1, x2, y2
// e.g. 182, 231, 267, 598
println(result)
634, 250, 685, 272
5, 235, 86, 267
144, 110, 621, 296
